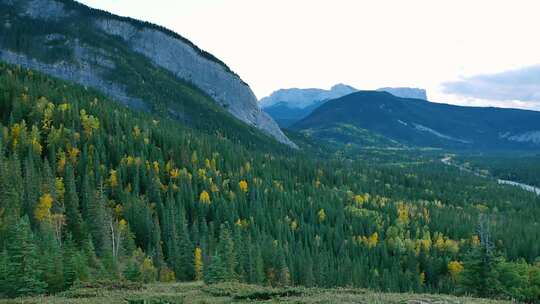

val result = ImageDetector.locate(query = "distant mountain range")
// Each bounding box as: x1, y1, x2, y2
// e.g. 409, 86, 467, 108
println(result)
292, 91, 540, 150
375, 87, 427, 100
260, 84, 427, 127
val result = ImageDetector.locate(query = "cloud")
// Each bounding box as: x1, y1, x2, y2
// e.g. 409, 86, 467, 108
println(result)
442, 65, 540, 104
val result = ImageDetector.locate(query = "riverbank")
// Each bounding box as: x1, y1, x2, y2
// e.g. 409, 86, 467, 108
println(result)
442, 155, 540, 196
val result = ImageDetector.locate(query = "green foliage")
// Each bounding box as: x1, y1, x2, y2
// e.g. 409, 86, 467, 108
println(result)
0, 62, 540, 302
204, 255, 228, 285
0, 217, 47, 297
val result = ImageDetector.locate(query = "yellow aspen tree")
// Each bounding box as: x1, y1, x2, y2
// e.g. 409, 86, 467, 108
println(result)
367, 232, 379, 249
199, 190, 211, 204
197, 168, 206, 179
35, 193, 53, 222
434, 234, 445, 250
80, 109, 100, 136
68, 147, 80, 164
448, 261, 464, 282
290, 220, 298, 231
239, 180, 248, 193
58, 103, 70, 113
170, 168, 180, 179
109, 170, 118, 188
396, 202, 410, 225
153, 161, 160, 174
354, 194, 365, 205
10, 122, 22, 150
317, 209, 326, 222
194, 247, 203, 281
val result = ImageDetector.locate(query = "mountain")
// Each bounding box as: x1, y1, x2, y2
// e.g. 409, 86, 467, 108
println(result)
260, 83, 358, 109
292, 90, 540, 150
3, 62, 540, 302
260, 84, 428, 127
376, 87, 427, 100
0, 0, 296, 147
259, 84, 357, 127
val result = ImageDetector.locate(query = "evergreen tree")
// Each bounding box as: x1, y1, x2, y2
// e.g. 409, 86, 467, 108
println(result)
0, 217, 47, 297
216, 224, 237, 281
458, 216, 503, 297
63, 165, 85, 244
204, 255, 227, 284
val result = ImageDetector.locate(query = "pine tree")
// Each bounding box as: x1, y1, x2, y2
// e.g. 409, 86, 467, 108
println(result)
0, 217, 47, 297
63, 165, 85, 244
216, 225, 237, 281
458, 216, 503, 297
204, 255, 227, 284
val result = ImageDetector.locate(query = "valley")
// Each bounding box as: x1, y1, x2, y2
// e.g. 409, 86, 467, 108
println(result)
0, 0, 540, 303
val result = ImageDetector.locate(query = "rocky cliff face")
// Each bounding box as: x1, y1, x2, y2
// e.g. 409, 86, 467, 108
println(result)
0, 0, 296, 147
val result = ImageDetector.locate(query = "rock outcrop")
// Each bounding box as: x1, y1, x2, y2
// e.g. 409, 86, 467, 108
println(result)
0, 0, 296, 147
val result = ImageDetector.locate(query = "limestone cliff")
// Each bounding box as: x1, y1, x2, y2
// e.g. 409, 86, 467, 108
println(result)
0, 0, 296, 147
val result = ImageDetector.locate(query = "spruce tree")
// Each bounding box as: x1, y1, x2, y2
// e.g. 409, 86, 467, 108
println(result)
216, 224, 237, 281
64, 165, 85, 244
0, 217, 47, 297
458, 216, 503, 297
204, 255, 227, 284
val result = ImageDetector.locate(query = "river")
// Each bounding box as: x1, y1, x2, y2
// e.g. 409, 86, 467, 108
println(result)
441, 156, 540, 196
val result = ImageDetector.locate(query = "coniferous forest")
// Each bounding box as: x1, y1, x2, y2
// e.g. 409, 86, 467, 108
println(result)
1, 63, 540, 302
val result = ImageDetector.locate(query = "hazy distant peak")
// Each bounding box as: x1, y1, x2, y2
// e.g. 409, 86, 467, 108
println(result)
260, 84, 358, 109
376, 87, 428, 100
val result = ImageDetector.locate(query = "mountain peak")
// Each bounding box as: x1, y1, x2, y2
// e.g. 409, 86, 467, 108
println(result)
376, 87, 428, 100
260, 83, 358, 109
1, 0, 296, 147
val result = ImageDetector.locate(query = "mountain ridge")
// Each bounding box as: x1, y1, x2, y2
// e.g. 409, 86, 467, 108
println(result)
0, 0, 296, 147
292, 90, 540, 150
260, 84, 428, 127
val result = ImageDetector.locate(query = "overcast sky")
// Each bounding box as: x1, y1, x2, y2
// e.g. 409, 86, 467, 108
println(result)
79, 0, 540, 110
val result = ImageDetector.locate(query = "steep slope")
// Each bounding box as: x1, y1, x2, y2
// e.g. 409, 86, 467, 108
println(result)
0, 0, 295, 147
292, 91, 540, 150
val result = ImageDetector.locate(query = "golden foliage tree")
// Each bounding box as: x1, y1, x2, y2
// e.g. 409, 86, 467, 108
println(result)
199, 190, 211, 204
194, 247, 203, 281
317, 209, 326, 222
35, 193, 53, 222
239, 180, 248, 193
448, 260, 464, 282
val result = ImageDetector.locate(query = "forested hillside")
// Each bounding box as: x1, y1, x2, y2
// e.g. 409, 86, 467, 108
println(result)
1, 63, 540, 302
0, 0, 294, 147
292, 91, 540, 150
